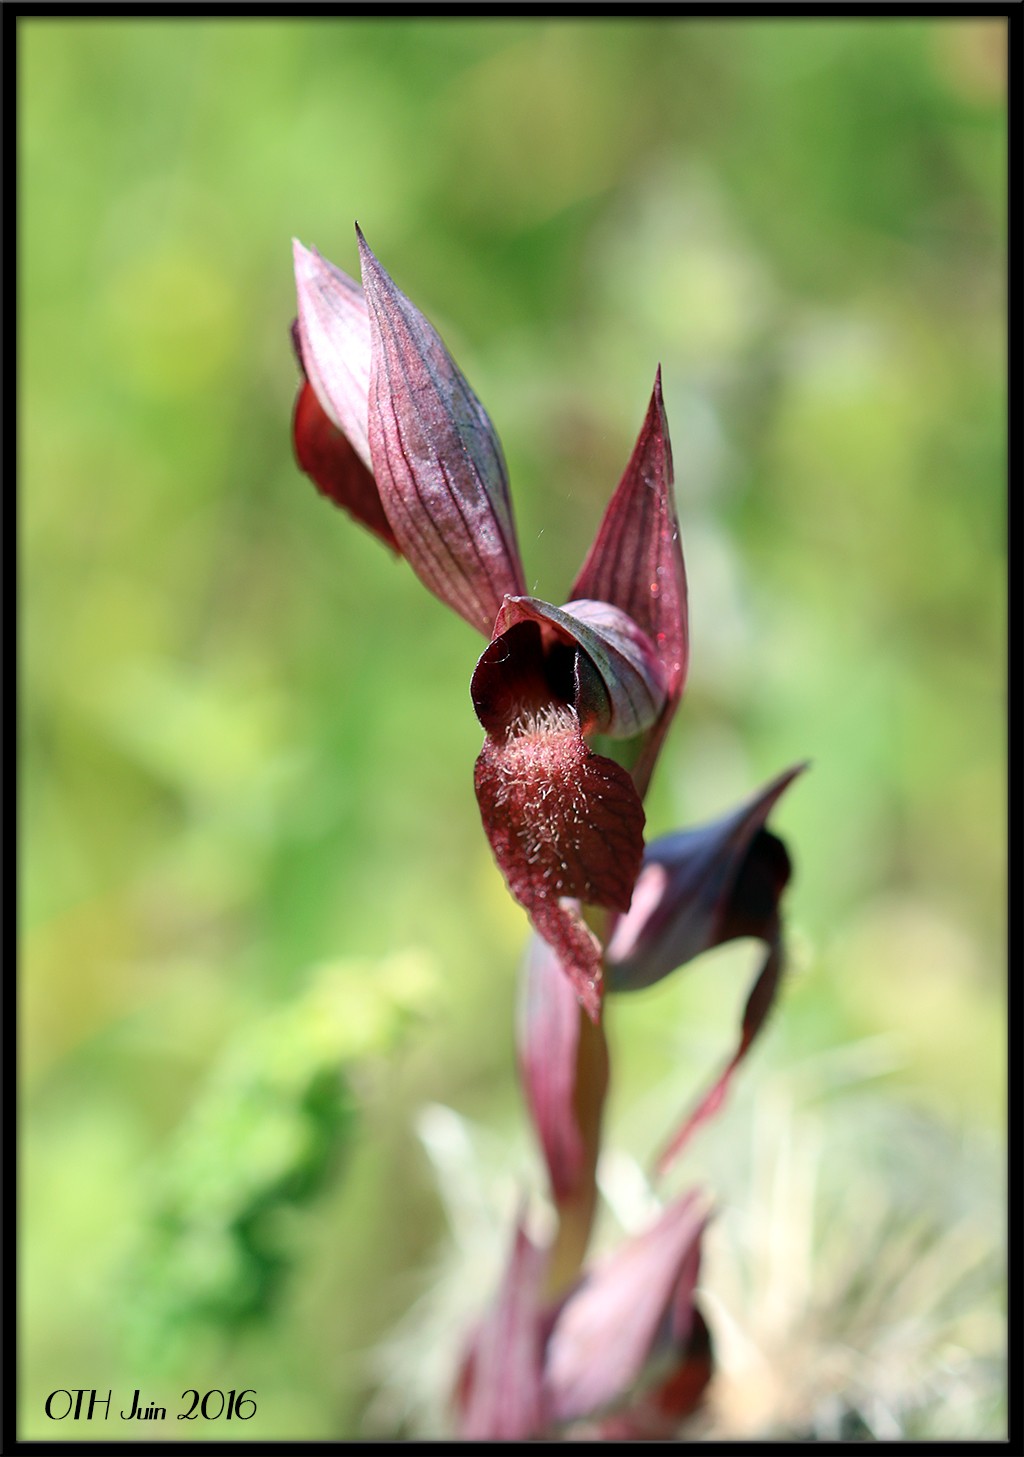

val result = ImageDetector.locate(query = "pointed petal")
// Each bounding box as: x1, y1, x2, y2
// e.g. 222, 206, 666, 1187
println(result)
571, 370, 688, 796
655, 938, 784, 1175
491, 596, 667, 739
604, 764, 806, 1173
606, 763, 806, 990
544, 1191, 709, 1424
517, 936, 608, 1206
358, 228, 526, 635
292, 380, 399, 551
292, 240, 372, 469
456, 1219, 548, 1440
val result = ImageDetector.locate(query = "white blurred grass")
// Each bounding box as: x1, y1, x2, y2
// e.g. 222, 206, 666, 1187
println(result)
363, 1037, 1005, 1440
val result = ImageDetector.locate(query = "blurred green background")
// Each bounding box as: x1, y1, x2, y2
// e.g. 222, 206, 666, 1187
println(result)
19, 15, 1006, 1441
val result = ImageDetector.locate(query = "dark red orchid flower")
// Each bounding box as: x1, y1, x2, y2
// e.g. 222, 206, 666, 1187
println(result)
292, 231, 806, 1441
292, 231, 688, 1018
468, 370, 687, 1020
455, 1194, 712, 1440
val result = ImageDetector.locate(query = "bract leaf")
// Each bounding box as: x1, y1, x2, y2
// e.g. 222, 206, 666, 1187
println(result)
358, 227, 526, 636
456, 1219, 547, 1440
517, 936, 608, 1207
543, 1191, 709, 1424
593, 1307, 713, 1438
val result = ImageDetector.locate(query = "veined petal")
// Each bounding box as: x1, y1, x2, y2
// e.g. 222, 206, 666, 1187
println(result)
456, 1219, 548, 1440
571, 370, 688, 796
517, 936, 608, 1207
292, 240, 372, 469
358, 228, 527, 636
474, 701, 645, 1022
492, 596, 668, 739
543, 1191, 709, 1425
292, 379, 399, 551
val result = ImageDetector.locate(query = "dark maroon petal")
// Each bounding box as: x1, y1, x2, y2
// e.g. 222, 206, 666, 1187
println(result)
456, 1220, 547, 1440
570, 370, 688, 796
471, 618, 570, 739
292, 240, 372, 469
518, 936, 608, 1207
543, 1191, 709, 1425
474, 715, 646, 1022
655, 939, 784, 1176
492, 596, 668, 739
603, 764, 806, 1173
606, 763, 806, 989
292, 380, 399, 552
358, 228, 527, 636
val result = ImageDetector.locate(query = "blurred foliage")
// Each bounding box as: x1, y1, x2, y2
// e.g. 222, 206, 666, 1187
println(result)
120, 954, 432, 1368
19, 14, 1005, 1441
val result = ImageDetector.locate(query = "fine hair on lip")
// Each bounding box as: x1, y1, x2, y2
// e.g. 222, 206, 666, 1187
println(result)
505, 702, 578, 743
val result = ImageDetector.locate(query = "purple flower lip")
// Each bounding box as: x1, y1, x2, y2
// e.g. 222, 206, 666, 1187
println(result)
470, 586, 674, 1020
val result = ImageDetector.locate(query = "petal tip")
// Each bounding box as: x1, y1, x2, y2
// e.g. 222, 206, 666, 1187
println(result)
292, 237, 322, 280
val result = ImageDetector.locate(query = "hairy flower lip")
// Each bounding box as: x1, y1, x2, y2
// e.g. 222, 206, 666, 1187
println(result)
474, 722, 644, 1023
470, 595, 659, 1021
